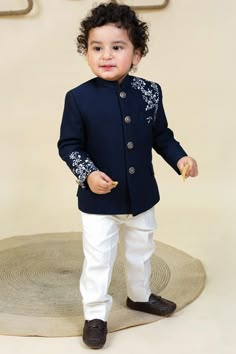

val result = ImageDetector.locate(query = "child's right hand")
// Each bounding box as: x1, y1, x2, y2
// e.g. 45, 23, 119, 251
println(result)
87, 171, 118, 194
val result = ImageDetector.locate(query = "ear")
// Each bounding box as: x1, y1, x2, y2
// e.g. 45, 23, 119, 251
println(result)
132, 49, 142, 66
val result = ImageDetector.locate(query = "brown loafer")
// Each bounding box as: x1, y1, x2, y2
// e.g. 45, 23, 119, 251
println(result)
126, 293, 176, 316
82, 319, 107, 349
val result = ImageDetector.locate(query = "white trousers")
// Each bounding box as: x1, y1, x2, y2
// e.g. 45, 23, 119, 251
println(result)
80, 207, 157, 321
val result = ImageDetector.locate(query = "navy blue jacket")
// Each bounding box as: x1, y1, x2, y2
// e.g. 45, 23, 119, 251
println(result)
58, 75, 187, 216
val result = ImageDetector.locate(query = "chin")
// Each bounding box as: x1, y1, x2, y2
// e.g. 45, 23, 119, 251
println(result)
101, 75, 118, 81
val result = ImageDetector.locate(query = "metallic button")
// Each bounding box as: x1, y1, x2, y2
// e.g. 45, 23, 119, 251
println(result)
124, 116, 131, 124
127, 142, 134, 150
120, 91, 127, 98
128, 167, 136, 174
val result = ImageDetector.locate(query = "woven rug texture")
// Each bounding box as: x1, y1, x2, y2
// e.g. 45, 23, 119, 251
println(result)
0, 232, 206, 337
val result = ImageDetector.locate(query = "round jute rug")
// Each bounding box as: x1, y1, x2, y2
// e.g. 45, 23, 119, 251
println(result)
0, 232, 205, 337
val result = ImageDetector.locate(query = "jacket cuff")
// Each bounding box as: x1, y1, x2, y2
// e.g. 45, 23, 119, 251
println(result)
69, 152, 98, 189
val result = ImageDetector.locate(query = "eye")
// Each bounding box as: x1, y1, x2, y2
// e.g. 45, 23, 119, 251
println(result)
113, 45, 122, 51
93, 46, 102, 52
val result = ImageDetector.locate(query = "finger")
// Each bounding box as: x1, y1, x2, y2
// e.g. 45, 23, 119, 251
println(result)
99, 189, 111, 194
189, 165, 198, 177
100, 172, 113, 183
100, 179, 118, 190
191, 168, 198, 177
98, 183, 113, 192
111, 181, 118, 189
99, 182, 112, 190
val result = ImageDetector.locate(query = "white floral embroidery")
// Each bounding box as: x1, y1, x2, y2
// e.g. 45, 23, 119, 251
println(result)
69, 152, 97, 188
146, 116, 153, 124
131, 77, 160, 122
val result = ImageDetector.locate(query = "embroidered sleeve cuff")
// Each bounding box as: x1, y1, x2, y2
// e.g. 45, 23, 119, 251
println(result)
69, 151, 98, 189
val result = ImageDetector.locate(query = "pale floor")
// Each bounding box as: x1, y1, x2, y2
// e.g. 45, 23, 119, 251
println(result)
0, 206, 235, 354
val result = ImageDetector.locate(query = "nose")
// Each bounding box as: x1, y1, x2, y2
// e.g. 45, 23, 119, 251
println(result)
102, 47, 112, 60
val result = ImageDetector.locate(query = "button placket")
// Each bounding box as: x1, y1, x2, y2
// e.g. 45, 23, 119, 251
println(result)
118, 90, 136, 177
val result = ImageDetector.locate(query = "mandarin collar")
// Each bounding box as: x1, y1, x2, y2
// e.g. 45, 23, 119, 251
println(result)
96, 75, 132, 90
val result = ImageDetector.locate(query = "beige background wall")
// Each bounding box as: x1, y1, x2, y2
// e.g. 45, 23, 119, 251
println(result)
0, 0, 235, 242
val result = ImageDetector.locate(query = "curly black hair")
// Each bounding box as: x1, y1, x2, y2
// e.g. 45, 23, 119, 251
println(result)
76, 2, 149, 56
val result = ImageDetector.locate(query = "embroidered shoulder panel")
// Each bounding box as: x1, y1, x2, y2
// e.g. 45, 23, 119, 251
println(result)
131, 77, 160, 123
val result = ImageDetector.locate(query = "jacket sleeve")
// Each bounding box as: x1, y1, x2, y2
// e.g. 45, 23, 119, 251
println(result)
152, 85, 187, 174
57, 90, 98, 188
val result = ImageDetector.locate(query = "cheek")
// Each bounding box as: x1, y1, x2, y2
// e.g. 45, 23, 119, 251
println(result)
86, 51, 97, 61
120, 55, 133, 68
86, 55, 96, 67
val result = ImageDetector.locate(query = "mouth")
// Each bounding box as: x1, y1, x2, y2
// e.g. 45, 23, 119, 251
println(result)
100, 65, 115, 70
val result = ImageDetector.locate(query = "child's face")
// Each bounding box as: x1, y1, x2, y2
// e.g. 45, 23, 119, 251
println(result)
86, 23, 142, 84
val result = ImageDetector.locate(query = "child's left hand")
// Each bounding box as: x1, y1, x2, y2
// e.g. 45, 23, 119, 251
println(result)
177, 156, 198, 179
